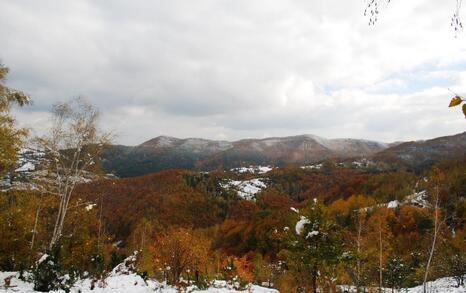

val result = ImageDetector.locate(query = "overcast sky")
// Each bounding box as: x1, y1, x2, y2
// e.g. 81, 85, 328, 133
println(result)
1, 0, 466, 145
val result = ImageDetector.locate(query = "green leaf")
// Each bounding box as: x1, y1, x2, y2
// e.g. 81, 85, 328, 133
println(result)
449, 96, 463, 107
463, 104, 466, 118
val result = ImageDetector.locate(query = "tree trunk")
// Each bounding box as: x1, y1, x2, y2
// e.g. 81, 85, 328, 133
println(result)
356, 212, 363, 292
423, 186, 441, 293
30, 194, 43, 251
98, 194, 104, 250
379, 220, 384, 293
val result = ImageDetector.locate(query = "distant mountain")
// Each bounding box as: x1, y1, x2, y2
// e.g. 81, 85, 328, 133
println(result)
101, 132, 466, 177
8, 132, 464, 186
101, 135, 388, 177
373, 131, 466, 171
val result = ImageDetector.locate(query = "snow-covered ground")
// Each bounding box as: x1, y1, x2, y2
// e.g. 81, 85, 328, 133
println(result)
0, 271, 278, 293
338, 276, 465, 293
2, 272, 464, 293
220, 178, 267, 200
406, 277, 465, 293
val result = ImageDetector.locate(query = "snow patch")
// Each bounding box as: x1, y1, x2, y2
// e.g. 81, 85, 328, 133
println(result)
85, 204, 96, 211
339, 276, 465, 292
301, 164, 322, 170
15, 162, 35, 172
230, 166, 273, 174
404, 190, 430, 208
0, 271, 278, 293
295, 216, 310, 235
221, 178, 267, 200
387, 200, 399, 209
306, 230, 319, 239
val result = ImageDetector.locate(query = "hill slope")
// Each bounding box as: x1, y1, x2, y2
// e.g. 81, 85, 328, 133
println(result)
373, 131, 466, 170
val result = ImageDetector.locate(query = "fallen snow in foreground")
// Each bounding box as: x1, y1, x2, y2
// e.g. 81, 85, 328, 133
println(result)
405, 277, 465, 293
1, 272, 464, 293
339, 276, 465, 293
0, 271, 278, 293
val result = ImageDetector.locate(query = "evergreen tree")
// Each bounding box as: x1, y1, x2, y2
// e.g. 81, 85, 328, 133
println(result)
284, 199, 342, 293
384, 256, 409, 292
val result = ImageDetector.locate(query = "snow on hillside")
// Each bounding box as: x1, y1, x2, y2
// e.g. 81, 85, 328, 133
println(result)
404, 190, 430, 208
358, 190, 431, 212
0, 148, 46, 190
230, 166, 273, 174
385, 190, 430, 210
1, 148, 116, 191
0, 271, 278, 293
15, 162, 36, 172
301, 164, 322, 170
221, 178, 267, 200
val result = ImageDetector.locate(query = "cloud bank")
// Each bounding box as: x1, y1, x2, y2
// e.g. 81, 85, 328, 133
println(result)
1, 0, 466, 145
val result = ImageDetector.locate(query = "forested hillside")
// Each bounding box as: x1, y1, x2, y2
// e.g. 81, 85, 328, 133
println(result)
3, 155, 465, 292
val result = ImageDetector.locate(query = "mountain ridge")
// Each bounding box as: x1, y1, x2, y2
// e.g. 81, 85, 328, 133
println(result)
102, 133, 388, 177
100, 132, 466, 177
373, 131, 466, 170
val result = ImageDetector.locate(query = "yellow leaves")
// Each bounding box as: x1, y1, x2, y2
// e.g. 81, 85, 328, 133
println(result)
448, 94, 466, 118
449, 95, 463, 107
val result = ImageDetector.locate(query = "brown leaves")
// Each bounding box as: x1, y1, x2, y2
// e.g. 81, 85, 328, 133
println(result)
463, 104, 466, 118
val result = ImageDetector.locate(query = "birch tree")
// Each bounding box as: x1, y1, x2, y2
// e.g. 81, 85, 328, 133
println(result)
422, 168, 446, 293
38, 97, 111, 250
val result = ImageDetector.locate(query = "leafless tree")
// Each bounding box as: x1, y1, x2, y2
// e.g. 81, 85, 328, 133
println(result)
364, 0, 391, 26
364, 0, 463, 35
452, 0, 464, 34
37, 97, 111, 249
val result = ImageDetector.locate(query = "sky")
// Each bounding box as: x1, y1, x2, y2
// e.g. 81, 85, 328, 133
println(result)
1, 0, 466, 145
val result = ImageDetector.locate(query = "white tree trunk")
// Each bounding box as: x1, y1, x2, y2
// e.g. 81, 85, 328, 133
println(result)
379, 221, 384, 293
423, 186, 441, 293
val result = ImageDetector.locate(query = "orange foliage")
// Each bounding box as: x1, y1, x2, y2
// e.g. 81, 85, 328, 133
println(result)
233, 256, 255, 283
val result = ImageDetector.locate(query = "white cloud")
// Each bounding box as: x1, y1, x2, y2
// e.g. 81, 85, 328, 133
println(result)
1, 0, 465, 145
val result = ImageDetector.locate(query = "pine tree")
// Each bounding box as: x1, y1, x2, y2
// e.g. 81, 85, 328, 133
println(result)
284, 199, 342, 293
384, 256, 409, 292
